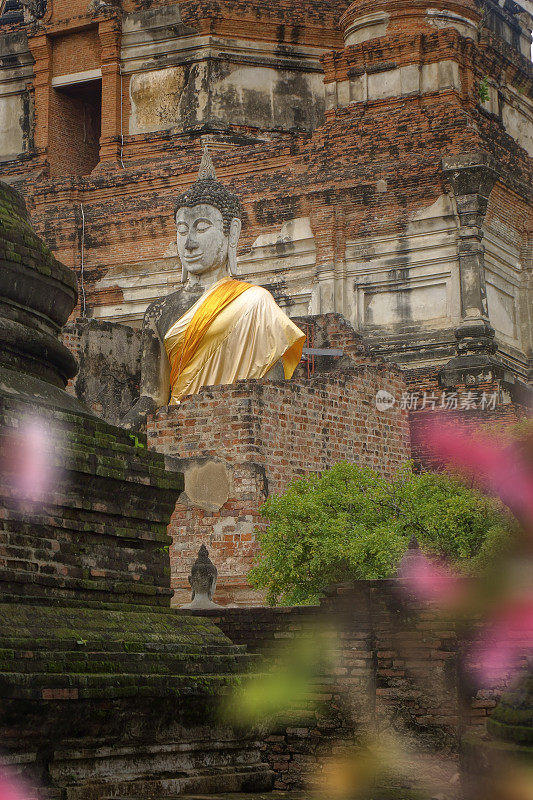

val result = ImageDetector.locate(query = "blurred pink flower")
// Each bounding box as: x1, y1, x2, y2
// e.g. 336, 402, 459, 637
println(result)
397, 544, 462, 605
467, 595, 533, 686
0, 769, 37, 800
410, 419, 533, 688
424, 421, 533, 526
2, 418, 53, 502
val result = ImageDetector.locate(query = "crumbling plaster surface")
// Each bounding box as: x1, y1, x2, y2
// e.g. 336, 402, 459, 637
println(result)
122, 6, 326, 135
0, 32, 33, 160
484, 210, 527, 352
501, 91, 533, 158
129, 67, 186, 134
0, 93, 26, 159
327, 60, 462, 110
426, 7, 478, 39
345, 194, 461, 332
480, 82, 533, 158
207, 63, 325, 132
93, 256, 182, 325
343, 12, 390, 46
236, 217, 318, 316
127, 59, 325, 135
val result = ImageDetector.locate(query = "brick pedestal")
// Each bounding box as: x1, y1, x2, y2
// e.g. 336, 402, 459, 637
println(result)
147, 360, 410, 605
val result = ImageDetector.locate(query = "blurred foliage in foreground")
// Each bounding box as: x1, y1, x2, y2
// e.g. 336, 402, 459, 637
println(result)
220, 623, 334, 730
249, 461, 515, 605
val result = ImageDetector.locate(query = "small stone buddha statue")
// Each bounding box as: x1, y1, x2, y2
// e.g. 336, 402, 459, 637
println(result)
181, 544, 220, 610
122, 148, 305, 431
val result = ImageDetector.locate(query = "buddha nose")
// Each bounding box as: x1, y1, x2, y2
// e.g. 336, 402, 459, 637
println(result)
185, 231, 199, 251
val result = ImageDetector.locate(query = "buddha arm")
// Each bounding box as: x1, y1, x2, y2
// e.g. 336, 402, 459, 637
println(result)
121, 312, 170, 431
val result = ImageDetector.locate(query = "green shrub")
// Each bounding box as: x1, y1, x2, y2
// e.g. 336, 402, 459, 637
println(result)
248, 462, 514, 605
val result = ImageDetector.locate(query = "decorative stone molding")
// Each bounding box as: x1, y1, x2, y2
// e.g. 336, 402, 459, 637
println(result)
439, 152, 513, 387
339, 0, 480, 40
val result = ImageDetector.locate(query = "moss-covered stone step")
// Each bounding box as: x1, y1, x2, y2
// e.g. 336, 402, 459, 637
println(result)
0, 569, 174, 607
0, 389, 184, 606
102, 788, 427, 800
178, 794, 425, 800
0, 604, 245, 647
0, 603, 262, 701
179, 795, 308, 800
0, 635, 247, 656
0, 635, 247, 655
52, 762, 275, 800
0, 671, 242, 700
0, 649, 253, 676
0, 509, 172, 543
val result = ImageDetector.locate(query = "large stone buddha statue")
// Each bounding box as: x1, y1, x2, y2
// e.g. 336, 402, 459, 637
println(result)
122, 149, 305, 431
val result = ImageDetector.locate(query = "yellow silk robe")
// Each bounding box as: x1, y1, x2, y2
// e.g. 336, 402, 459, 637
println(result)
163, 277, 306, 405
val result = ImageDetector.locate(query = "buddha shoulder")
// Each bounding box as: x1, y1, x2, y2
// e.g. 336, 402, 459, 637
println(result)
239, 283, 279, 308
143, 285, 204, 339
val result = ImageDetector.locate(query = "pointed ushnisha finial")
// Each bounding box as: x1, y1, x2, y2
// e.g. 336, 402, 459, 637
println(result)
198, 145, 216, 180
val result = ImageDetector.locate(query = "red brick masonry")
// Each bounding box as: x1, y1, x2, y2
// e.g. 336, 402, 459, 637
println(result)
147, 362, 410, 605
181, 579, 514, 791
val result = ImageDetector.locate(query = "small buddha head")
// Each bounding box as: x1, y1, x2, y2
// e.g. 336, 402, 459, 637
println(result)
175, 148, 242, 282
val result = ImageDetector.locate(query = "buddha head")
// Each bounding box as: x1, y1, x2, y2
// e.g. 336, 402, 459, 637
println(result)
175, 148, 242, 283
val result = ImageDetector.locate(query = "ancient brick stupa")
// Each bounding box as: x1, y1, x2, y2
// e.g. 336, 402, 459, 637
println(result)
0, 181, 272, 797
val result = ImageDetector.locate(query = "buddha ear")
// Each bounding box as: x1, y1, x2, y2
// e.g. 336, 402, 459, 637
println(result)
177, 211, 187, 283
227, 217, 241, 277
229, 217, 241, 247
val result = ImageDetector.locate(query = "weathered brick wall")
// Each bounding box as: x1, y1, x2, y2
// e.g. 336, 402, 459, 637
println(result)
147, 359, 410, 604
402, 365, 532, 468
51, 28, 101, 75
184, 579, 515, 791
410, 405, 531, 469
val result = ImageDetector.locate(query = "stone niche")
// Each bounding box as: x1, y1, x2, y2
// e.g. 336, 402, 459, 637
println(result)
0, 181, 273, 798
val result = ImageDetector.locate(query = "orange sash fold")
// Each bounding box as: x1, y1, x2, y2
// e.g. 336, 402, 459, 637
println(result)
169, 278, 253, 390
282, 337, 305, 380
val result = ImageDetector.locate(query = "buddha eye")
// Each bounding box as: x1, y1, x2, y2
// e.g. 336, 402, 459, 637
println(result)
177, 224, 188, 235
196, 222, 211, 233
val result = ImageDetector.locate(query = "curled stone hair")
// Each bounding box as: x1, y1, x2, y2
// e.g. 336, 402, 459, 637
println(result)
175, 148, 242, 234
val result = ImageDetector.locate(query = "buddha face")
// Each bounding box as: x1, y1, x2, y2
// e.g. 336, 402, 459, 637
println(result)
176, 204, 229, 276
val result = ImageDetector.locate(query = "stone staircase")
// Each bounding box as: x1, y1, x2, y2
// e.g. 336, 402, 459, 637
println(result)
0, 603, 273, 800
0, 603, 255, 691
